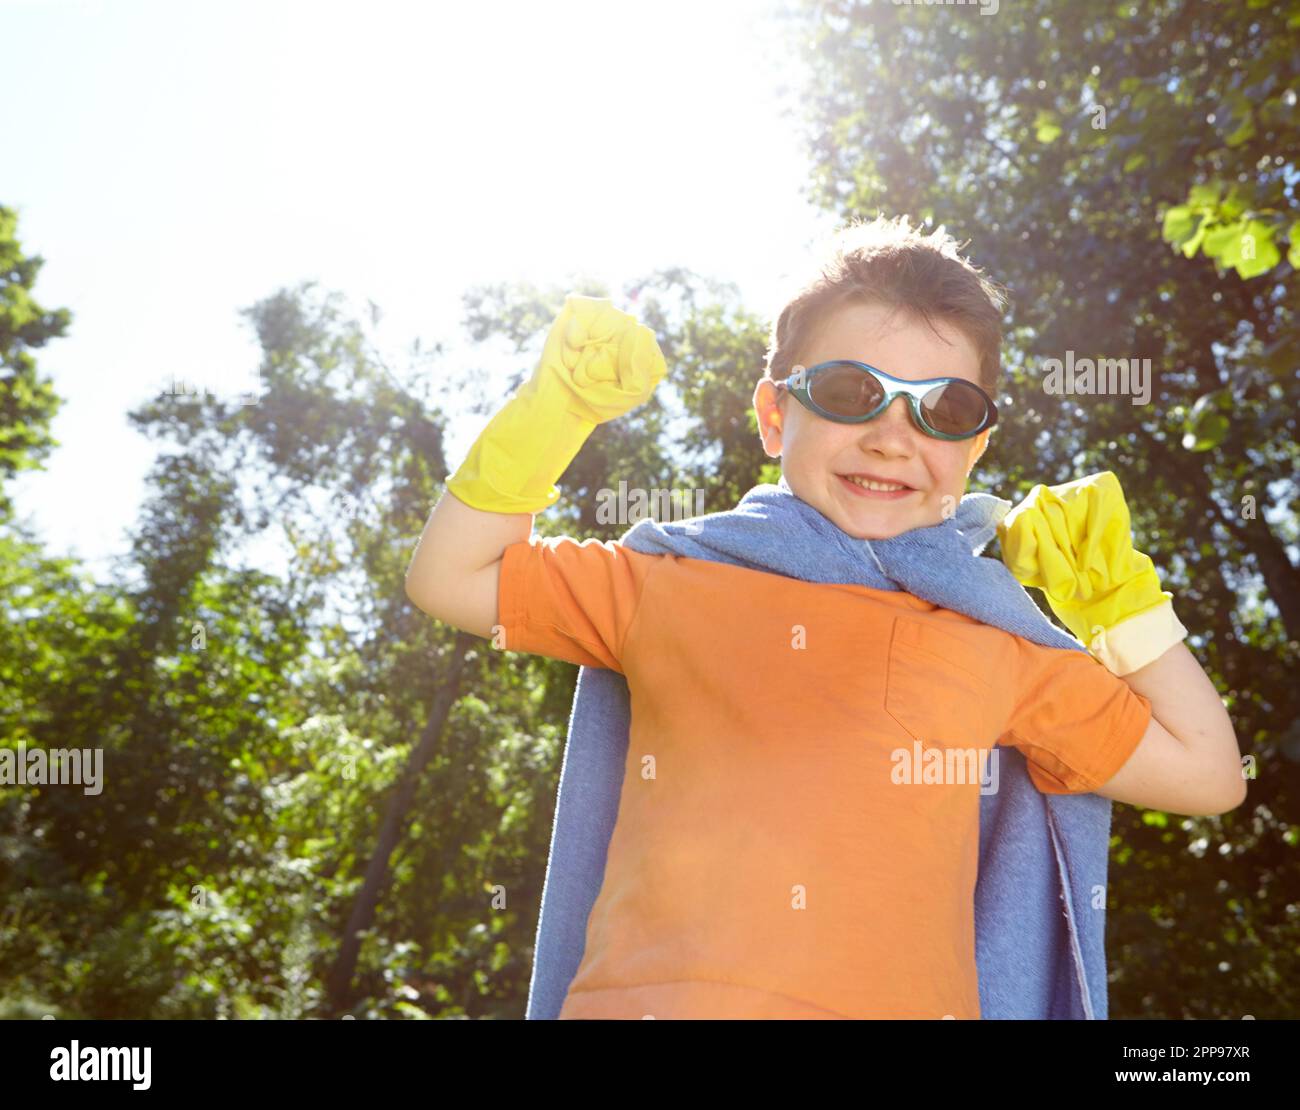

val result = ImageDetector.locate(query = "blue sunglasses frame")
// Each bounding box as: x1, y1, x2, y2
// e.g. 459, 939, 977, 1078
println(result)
772, 359, 998, 441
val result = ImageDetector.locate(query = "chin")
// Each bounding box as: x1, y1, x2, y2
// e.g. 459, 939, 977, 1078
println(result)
839, 517, 910, 541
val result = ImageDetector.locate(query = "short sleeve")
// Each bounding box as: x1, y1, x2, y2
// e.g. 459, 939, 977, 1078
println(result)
1002, 637, 1154, 795
496, 535, 660, 673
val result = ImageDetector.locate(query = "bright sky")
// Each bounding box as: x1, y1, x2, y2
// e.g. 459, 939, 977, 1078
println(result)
5, 0, 840, 569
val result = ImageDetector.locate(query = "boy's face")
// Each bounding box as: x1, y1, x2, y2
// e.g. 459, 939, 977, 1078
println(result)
752, 299, 992, 541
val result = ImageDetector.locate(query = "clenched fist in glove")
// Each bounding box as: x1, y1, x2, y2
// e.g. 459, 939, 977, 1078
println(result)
446, 294, 667, 514
996, 470, 1189, 675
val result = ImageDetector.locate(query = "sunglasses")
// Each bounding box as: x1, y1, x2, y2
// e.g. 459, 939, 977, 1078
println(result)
773, 360, 998, 441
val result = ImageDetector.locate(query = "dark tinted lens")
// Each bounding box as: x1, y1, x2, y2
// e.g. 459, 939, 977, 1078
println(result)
809, 362, 885, 418
920, 381, 989, 435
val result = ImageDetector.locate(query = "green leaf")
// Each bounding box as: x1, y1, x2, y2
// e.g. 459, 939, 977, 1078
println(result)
1161, 205, 1196, 245
1181, 391, 1230, 451
1034, 109, 1062, 143
1202, 220, 1245, 263
1181, 213, 1211, 258
1182, 414, 1229, 451
1218, 183, 1248, 221
1233, 220, 1281, 278
1225, 110, 1256, 148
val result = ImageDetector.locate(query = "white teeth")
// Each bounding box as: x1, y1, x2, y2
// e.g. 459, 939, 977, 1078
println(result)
844, 475, 908, 492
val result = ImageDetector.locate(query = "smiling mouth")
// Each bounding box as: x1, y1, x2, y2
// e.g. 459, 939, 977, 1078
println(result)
837, 473, 917, 500
838, 474, 913, 492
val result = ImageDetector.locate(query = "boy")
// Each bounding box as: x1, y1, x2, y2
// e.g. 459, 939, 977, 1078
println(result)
405, 217, 1245, 1019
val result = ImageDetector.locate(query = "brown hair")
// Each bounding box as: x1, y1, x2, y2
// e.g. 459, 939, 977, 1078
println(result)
761, 214, 1009, 394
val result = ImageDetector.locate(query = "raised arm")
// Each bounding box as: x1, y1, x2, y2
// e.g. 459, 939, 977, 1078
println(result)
997, 470, 1245, 817
404, 293, 666, 639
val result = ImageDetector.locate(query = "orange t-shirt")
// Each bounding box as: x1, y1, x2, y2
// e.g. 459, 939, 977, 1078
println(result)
497, 535, 1153, 1020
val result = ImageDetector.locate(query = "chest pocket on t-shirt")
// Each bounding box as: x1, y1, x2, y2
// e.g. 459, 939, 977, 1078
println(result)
884, 615, 1003, 752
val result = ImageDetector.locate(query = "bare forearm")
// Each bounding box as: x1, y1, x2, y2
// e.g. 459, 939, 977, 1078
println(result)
1120, 640, 1245, 800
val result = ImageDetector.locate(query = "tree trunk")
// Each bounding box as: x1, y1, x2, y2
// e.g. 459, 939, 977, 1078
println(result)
325, 629, 475, 1012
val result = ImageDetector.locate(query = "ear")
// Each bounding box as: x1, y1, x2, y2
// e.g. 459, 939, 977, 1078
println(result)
753, 379, 785, 459
966, 428, 991, 475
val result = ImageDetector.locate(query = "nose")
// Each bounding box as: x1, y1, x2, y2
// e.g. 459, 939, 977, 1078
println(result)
857, 394, 918, 453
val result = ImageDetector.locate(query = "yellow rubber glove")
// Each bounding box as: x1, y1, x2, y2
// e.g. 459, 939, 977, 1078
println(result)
996, 470, 1188, 675
445, 293, 667, 514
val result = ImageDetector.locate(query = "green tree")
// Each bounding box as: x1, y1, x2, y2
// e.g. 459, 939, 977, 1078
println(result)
0, 204, 70, 517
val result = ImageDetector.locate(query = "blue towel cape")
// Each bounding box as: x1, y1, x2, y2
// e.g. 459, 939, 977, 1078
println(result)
525, 475, 1114, 1019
